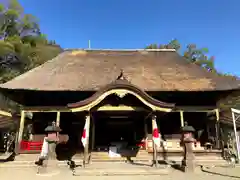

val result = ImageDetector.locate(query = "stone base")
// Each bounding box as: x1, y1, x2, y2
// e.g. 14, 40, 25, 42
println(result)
181, 159, 196, 173
36, 160, 60, 176
182, 165, 195, 173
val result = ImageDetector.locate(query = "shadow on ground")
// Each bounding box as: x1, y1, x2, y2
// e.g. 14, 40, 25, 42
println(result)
56, 143, 77, 161
200, 166, 240, 179
0, 152, 15, 163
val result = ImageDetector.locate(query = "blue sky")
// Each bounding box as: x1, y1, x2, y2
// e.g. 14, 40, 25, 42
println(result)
18, 0, 240, 76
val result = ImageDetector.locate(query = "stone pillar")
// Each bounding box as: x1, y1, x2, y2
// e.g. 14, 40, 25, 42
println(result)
36, 122, 61, 175
181, 123, 196, 173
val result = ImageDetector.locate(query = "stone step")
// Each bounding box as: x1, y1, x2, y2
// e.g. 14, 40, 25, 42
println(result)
0, 158, 227, 164
14, 154, 224, 162
90, 154, 151, 158
7, 152, 225, 168
0, 156, 228, 169
90, 151, 149, 155
90, 154, 224, 160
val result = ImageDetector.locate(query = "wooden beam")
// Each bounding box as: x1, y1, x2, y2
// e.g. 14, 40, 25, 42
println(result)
180, 111, 184, 127
0, 110, 12, 117
70, 89, 173, 112
16, 110, 25, 154
174, 106, 217, 112
24, 110, 70, 113
96, 105, 147, 111
232, 108, 240, 114
23, 106, 70, 113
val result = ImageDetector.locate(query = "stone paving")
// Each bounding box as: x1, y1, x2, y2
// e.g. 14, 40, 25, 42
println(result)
0, 162, 240, 180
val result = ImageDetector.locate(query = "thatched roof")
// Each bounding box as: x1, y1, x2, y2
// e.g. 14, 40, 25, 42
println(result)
0, 49, 239, 91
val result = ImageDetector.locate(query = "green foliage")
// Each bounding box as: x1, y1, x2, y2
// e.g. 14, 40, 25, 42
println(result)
146, 43, 158, 49
0, 4, 4, 12
146, 39, 217, 72
8, 0, 23, 14
0, 0, 62, 83
168, 39, 181, 51
0, 40, 15, 55
0, 0, 62, 111
146, 40, 240, 112
183, 44, 215, 72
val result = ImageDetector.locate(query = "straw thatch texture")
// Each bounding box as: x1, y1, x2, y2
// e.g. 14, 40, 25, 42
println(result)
0, 49, 239, 91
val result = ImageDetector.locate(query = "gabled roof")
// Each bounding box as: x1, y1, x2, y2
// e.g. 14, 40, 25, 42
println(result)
68, 73, 175, 111
0, 49, 239, 91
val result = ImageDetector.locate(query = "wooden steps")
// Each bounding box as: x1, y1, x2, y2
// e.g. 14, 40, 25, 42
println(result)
86, 150, 224, 162
88, 150, 151, 162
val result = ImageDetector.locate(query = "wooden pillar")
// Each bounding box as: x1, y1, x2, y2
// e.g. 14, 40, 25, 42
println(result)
56, 111, 60, 127
16, 110, 26, 154
91, 118, 95, 151
215, 109, 220, 149
144, 119, 148, 150
206, 123, 210, 139
152, 114, 158, 167
14, 116, 20, 155
180, 111, 184, 127
83, 115, 90, 167
56, 111, 61, 138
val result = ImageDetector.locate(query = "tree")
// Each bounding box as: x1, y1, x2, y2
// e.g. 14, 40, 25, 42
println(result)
145, 39, 216, 72
183, 44, 215, 72
167, 39, 181, 52
0, 0, 62, 83
146, 39, 181, 51
0, 0, 63, 112
146, 43, 158, 49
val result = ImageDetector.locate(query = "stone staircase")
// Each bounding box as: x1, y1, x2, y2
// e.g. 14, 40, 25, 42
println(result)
81, 150, 227, 166
89, 150, 152, 162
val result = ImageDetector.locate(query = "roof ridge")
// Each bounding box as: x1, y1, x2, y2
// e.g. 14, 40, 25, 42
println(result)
64, 48, 176, 52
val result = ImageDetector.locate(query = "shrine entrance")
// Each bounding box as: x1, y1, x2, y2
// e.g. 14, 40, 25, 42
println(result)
91, 111, 147, 152
67, 85, 174, 164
